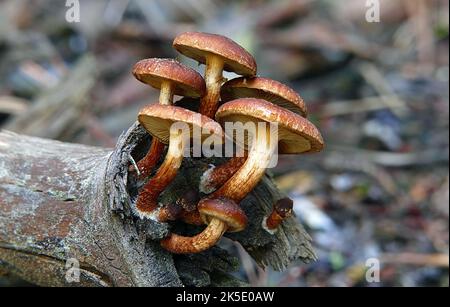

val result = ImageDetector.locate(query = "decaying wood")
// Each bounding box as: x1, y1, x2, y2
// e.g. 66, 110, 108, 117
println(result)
0, 123, 315, 287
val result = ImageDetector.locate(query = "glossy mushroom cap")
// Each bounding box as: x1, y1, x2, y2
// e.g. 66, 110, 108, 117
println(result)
138, 104, 223, 144
198, 197, 247, 232
133, 58, 206, 98
215, 98, 324, 154
173, 32, 257, 76
221, 77, 307, 117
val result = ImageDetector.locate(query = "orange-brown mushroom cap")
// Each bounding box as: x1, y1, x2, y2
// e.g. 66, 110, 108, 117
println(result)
221, 77, 307, 117
215, 98, 324, 154
273, 197, 294, 218
198, 197, 247, 232
138, 104, 223, 144
133, 58, 206, 98
173, 32, 257, 76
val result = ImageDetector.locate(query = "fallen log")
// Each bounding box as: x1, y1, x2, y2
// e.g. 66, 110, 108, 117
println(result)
0, 123, 315, 286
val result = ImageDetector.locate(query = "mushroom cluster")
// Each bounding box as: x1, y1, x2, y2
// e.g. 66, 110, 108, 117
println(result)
131, 32, 324, 254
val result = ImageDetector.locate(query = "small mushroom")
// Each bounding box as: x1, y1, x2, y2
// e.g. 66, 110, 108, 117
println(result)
199, 77, 308, 194
135, 104, 223, 219
262, 197, 294, 234
132, 58, 206, 178
173, 32, 257, 118
161, 197, 247, 254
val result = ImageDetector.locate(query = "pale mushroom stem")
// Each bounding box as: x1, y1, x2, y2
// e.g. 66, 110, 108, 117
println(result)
161, 218, 227, 254
136, 81, 175, 178
135, 129, 186, 219
211, 125, 277, 203
199, 55, 224, 118
159, 81, 175, 105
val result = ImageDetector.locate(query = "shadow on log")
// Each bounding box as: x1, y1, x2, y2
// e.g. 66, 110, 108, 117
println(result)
0, 124, 315, 287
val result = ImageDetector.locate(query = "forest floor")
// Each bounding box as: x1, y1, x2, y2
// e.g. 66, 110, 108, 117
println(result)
0, 0, 448, 287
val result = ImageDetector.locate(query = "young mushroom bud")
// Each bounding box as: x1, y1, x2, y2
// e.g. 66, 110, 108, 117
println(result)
161, 197, 247, 254
173, 32, 257, 118
135, 105, 223, 219
199, 77, 308, 194
262, 197, 294, 234
132, 58, 206, 178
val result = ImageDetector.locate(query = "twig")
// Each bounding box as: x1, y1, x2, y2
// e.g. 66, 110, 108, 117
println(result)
5, 55, 96, 139
319, 95, 406, 118
0, 96, 29, 115
358, 62, 409, 117
380, 253, 449, 267
327, 145, 449, 167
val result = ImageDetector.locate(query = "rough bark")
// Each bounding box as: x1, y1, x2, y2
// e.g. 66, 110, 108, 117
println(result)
0, 124, 315, 287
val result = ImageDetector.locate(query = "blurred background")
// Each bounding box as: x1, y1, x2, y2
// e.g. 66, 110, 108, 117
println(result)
0, 0, 448, 287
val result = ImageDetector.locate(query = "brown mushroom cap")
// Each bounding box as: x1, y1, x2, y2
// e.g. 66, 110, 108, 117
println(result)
198, 197, 247, 232
173, 32, 257, 76
274, 197, 294, 218
138, 104, 223, 144
215, 98, 324, 154
221, 77, 307, 117
133, 58, 206, 98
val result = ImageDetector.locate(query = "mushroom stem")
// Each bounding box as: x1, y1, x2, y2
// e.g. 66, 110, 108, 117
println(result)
199, 55, 224, 118
135, 129, 186, 219
160, 126, 275, 254
135, 81, 175, 178
136, 140, 165, 178
159, 81, 175, 105
161, 218, 227, 254
199, 154, 248, 194
265, 211, 286, 230
211, 125, 277, 202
